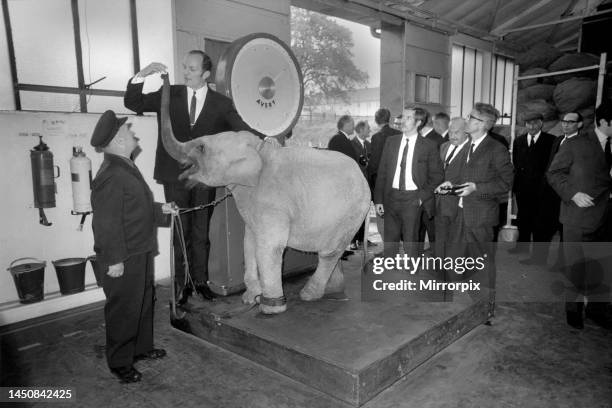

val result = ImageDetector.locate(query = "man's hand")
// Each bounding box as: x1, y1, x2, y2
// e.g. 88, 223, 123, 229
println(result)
162, 202, 179, 216
456, 182, 476, 197
571, 192, 594, 207
107, 263, 124, 278
435, 181, 453, 194
375, 204, 385, 217
137, 62, 167, 78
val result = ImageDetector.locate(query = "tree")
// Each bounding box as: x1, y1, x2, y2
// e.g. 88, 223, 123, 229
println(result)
291, 8, 369, 107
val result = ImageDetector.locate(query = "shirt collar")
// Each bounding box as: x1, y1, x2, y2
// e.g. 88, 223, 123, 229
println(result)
188, 84, 208, 100
528, 130, 541, 140
454, 138, 470, 151
595, 127, 608, 144
421, 127, 433, 137
403, 131, 418, 140
471, 133, 488, 150
340, 130, 351, 139
565, 132, 578, 139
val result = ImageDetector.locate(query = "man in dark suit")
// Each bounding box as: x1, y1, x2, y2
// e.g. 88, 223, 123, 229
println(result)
328, 114, 358, 162
369, 108, 402, 239
434, 117, 470, 260
418, 109, 444, 253
511, 112, 556, 264
350, 120, 372, 247
541, 112, 584, 271
547, 106, 612, 330
124, 50, 262, 304
90, 111, 173, 383
328, 114, 360, 256
374, 106, 444, 258
433, 112, 450, 143
445, 103, 514, 309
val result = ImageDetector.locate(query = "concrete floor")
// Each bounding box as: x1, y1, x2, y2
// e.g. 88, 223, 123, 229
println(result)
1, 244, 612, 408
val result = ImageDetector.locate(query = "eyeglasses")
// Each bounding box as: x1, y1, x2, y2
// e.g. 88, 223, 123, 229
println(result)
467, 114, 484, 122
560, 120, 579, 124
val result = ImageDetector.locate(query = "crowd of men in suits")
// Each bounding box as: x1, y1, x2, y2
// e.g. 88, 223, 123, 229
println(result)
328, 101, 612, 330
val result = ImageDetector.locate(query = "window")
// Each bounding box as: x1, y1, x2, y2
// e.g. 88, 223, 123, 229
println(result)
3, 0, 140, 113
415, 74, 441, 104
451, 44, 515, 125
491, 54, 515, 125
451, 44, 484, 118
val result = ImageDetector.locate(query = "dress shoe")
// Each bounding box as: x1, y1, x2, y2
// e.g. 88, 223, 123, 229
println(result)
349, 242, 359, 250
135, 348, 167, 361
110, 365, 142, 383
565, 301, 584, 329
341, 250, 353, 260
195, 283, 217, 300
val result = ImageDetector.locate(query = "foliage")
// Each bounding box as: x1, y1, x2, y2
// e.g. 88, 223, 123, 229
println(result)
290, 8, 369, 106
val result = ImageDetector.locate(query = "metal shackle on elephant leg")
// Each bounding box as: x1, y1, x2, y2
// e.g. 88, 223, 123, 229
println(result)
259, 295, 287, 308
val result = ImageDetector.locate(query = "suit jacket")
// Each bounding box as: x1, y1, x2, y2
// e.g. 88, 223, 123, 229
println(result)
374, 134, 444, 217
436, 141, 469, 218
546, 130, 612, 230
351, 137, 371, 178
489, 130, 510, 150
459, 136, 514, 228
91, 154, 168, 267
328, 132, 360, 163
124, 80, 259, 183
512, 131, 556, 194
423, 129, 445, 147
368, 124, 402, 181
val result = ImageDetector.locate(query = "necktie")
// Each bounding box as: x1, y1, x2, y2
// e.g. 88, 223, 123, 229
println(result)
399, 138, 410, 190
605, 136, 612, 170
466, 143, 474, 163
445, 145, 458, 168
189, 90, 197, 127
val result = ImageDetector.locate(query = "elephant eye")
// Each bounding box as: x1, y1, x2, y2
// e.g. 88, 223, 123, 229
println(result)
197, 144, 205, 153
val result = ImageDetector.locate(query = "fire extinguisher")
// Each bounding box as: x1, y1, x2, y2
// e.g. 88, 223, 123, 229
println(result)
30, 134, 59, 226
70, 146, 92, 231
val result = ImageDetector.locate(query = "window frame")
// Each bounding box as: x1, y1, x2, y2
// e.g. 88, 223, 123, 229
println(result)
1, 0, 140, 112
414, 73, 442, 105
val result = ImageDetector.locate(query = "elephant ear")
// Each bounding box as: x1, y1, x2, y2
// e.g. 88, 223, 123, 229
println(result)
224, 133, 264, 187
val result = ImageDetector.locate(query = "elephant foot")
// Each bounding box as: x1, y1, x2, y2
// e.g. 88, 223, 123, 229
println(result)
259, 295, 287, 314
259, 303, 287, 314
242, 289, 262, 305
300, 284, 324, 301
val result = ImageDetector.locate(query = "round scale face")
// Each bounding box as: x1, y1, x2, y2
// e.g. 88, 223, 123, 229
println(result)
230, 37, 302, 136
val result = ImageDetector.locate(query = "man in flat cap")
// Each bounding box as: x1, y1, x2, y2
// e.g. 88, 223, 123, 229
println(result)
511, 111, 556, 265
90, 110, 176, 383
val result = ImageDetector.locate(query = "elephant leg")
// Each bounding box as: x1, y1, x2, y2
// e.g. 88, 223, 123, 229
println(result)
255, 224, 288, 314
301, 251, 344, 301
242, 225, 261, 305
324, 258, 346, 296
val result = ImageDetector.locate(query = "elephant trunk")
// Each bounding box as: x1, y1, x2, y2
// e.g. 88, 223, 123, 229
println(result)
160, 73, 190, 162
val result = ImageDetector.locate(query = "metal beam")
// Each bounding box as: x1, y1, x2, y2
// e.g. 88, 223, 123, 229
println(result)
2, 0, 20, 109
70, 0, 87, 112
499, 8, 612, 35
491, 0, 555, 34
554, 32, 579, 47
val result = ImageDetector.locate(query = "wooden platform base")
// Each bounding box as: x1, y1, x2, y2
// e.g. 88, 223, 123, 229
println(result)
173, 258, 491, 406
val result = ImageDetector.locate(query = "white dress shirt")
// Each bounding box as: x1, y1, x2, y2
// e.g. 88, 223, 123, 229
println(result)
392, 133, 418, 190
131, 75, 208, 122
445, 138, 469, 165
